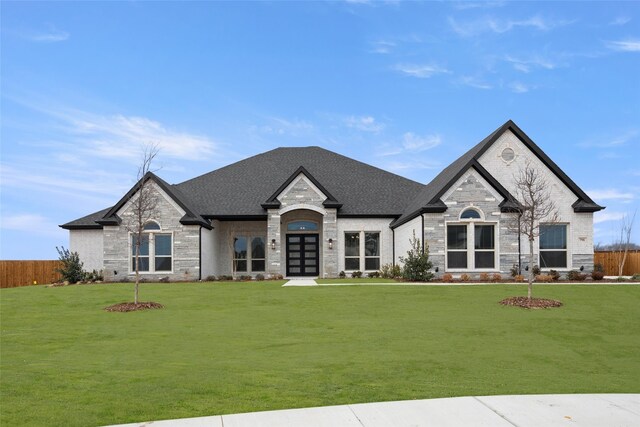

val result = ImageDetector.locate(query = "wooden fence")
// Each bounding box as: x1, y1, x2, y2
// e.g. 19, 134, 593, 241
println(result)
594, 251, 640, 276
0, 261, 62, 288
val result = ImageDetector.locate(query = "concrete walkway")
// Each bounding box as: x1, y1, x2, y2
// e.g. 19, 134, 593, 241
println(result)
282, 278, 318, 287
109, 394, 639, 427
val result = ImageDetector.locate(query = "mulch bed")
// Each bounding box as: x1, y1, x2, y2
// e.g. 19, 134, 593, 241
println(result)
499, 296, 563, 309
104, 302, 164, 312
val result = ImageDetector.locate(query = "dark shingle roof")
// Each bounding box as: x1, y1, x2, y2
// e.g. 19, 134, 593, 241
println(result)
60, 207, 111, 229
175, 146, 425, 217
391, 120, 604, 228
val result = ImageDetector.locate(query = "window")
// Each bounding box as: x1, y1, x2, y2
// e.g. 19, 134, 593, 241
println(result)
364, 232, 380, 270
131, 223, 172, 273
287, 221, 318, 231
446, 223, 496, 270
344, 231, 381, 271
344, 232, 360, 270
233, 235, 266, 273
540, 224, 567, 268
460, 208, 481, 219
501, 147, 515, 163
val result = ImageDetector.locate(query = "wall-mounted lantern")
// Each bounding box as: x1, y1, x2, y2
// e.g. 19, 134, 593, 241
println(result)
271, 239, 276, 250
328, 238, 333, 250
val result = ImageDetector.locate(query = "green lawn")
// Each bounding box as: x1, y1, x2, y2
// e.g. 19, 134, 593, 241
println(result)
1, 282, 639, 426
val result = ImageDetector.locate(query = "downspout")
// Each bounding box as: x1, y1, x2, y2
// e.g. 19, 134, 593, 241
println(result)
198, 226, 202, 281
392, 227, 395, 267
517, 213, 522, 275
421, 214, 425, 254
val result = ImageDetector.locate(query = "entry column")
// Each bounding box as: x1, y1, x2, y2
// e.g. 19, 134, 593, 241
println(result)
266, 209, 281, 275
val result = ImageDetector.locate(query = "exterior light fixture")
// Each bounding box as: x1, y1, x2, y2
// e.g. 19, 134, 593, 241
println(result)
580, 265, 584, 271
525, 265, 529, 271
271, 239, 276, 250
328, 238, 333, 250
435, 267, 439, 273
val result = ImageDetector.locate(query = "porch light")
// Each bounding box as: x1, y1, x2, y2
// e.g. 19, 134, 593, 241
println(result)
271, 239, 276, 250
328, 238, 333, 250
580, 265, 584, 271
435, 267, 439, 273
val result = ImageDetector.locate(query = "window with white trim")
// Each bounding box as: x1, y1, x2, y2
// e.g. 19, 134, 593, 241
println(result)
539, 224, 567, 268
233, 235, 266, 272
131, 222, 172, 273
344, 231, 380, 271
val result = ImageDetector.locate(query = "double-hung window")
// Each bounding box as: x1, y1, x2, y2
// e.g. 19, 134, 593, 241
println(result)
539, 224, 567, 268
446, 210, 496, 270
344, 231, 380, 271
233, 235, 266, 273
131, 222, 172, 273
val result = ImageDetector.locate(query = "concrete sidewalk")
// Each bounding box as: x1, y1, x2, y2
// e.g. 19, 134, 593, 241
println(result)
109, 394, 640, 427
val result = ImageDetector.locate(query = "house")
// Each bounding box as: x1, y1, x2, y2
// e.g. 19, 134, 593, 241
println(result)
61, 120, 604, 281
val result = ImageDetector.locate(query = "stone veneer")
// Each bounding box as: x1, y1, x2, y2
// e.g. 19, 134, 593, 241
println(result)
103, 182, 200, 282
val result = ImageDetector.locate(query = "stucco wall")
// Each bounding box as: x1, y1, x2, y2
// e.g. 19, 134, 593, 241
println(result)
69, 229, 104, 272
394, 216, 422, 265
477, 129, 594, 270
102, 181, 201, 282
336, 217, 394, 273
201, 223, 218, 279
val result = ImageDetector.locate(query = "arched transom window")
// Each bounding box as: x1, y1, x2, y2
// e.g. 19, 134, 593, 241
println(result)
131, 221, 172, 273
460, 208, 482, 220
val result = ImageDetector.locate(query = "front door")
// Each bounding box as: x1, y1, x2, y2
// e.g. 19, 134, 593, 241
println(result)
286, 234, 319, 276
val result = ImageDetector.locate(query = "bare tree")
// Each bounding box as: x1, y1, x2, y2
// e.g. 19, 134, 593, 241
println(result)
508, 162, 559, 299
614, 210, 637, 277
123, 144, 160, 304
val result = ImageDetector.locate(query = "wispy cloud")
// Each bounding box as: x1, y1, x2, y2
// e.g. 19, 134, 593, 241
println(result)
250, 117, 314, 137
505, 55, 558, 73
579, 130, 638, 148
451, 1, 505, 10
370, 40, 396, 54
15, 26, 70, 43
609, 16, 631, 26
587, 189, 636, 201
394, 63, 450, 78
381, 160, 441, 172
508, 81, 531, 93
448, 15, 574, 37
606, 39, 640, 52
344, 115, 385, 133
594, 211, 627, 224
378, 132, 442, 156
1, 213, 67, 237
459, 76, 493, 90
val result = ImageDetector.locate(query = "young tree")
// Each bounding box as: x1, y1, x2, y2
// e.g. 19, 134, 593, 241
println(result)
122, 144, 160, 304
508, 162, 559, 299
614, 210, 637, 277
399, 231, 434, 282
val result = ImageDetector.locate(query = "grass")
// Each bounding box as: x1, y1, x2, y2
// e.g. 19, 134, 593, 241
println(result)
1, 282, 639, 426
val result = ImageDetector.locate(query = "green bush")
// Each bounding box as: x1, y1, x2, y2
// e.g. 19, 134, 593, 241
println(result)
399, 233, 433, 282
55, 246, 84, 283
380, 263, 402, 279
367, 271, 380, 278
255, 273, 265, 281
548, 270, 560, 281
567, 270, 587, 281
351, 271, 363, 278
338, 271, 346, 279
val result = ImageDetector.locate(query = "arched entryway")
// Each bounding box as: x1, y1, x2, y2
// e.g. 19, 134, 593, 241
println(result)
281, 210, 323, 277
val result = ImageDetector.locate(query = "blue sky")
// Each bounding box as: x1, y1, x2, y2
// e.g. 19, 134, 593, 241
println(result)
1, 1, 639, 259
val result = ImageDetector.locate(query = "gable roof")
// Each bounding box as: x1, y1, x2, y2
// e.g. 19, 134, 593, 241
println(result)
391, 120, 604, 228
261, 166, 342, 210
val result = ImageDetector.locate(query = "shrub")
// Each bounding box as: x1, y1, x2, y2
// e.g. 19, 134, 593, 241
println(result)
535, 274, 553, 283
218, 275, 233, 281
255, 273, 265, 281
351, 270, 363, 279
205, 275, 217, 282
237, 275, 252, 281
567, 270, 587, 281
441, 273, 453, 283
514, 274, 525, 282
532, 265, 541, 276
510, 264, 519, 277
399, 233, 434, 282
55, 246, 85, 284
460, 273, 471, 282
632, 273, 640, 281
380, 263, 402, 279
616, 276, 627, 282
591, 271, 604, 281
593, 263, 604, 273
479, 272, 490, 281
338, 271, 346, 279
367, 271, 380, 278
491, 273, 502, 282
548, 270, 560, 281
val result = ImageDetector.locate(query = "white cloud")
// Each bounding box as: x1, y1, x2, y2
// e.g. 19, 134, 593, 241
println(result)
508, 81, 531, 93
505, 55, 558, 73
609, 16, 631, 26
594, 211, 627, 224
382, 160, 440, 172
459, 76, 493, 90
579, 130, 638, 148
448, 15, 573, 37
1, 213, 66, 237
607, 39, 640, 52
402, 132, 442, 151
394, 63, 450, 78
452, 1, 505, 10
251, 117, 314, 137
370, 40, 396, 54
344, 116, 385, 133
15, 26, 70, 43
587, 189, 636, 201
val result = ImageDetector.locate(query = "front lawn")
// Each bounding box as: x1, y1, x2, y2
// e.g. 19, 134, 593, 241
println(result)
1, 282, 638, 426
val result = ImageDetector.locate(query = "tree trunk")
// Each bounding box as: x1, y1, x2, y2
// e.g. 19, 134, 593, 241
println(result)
528, 238, 535, 299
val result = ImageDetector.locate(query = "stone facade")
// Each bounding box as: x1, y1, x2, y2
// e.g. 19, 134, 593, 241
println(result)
103, 182, 200, 282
